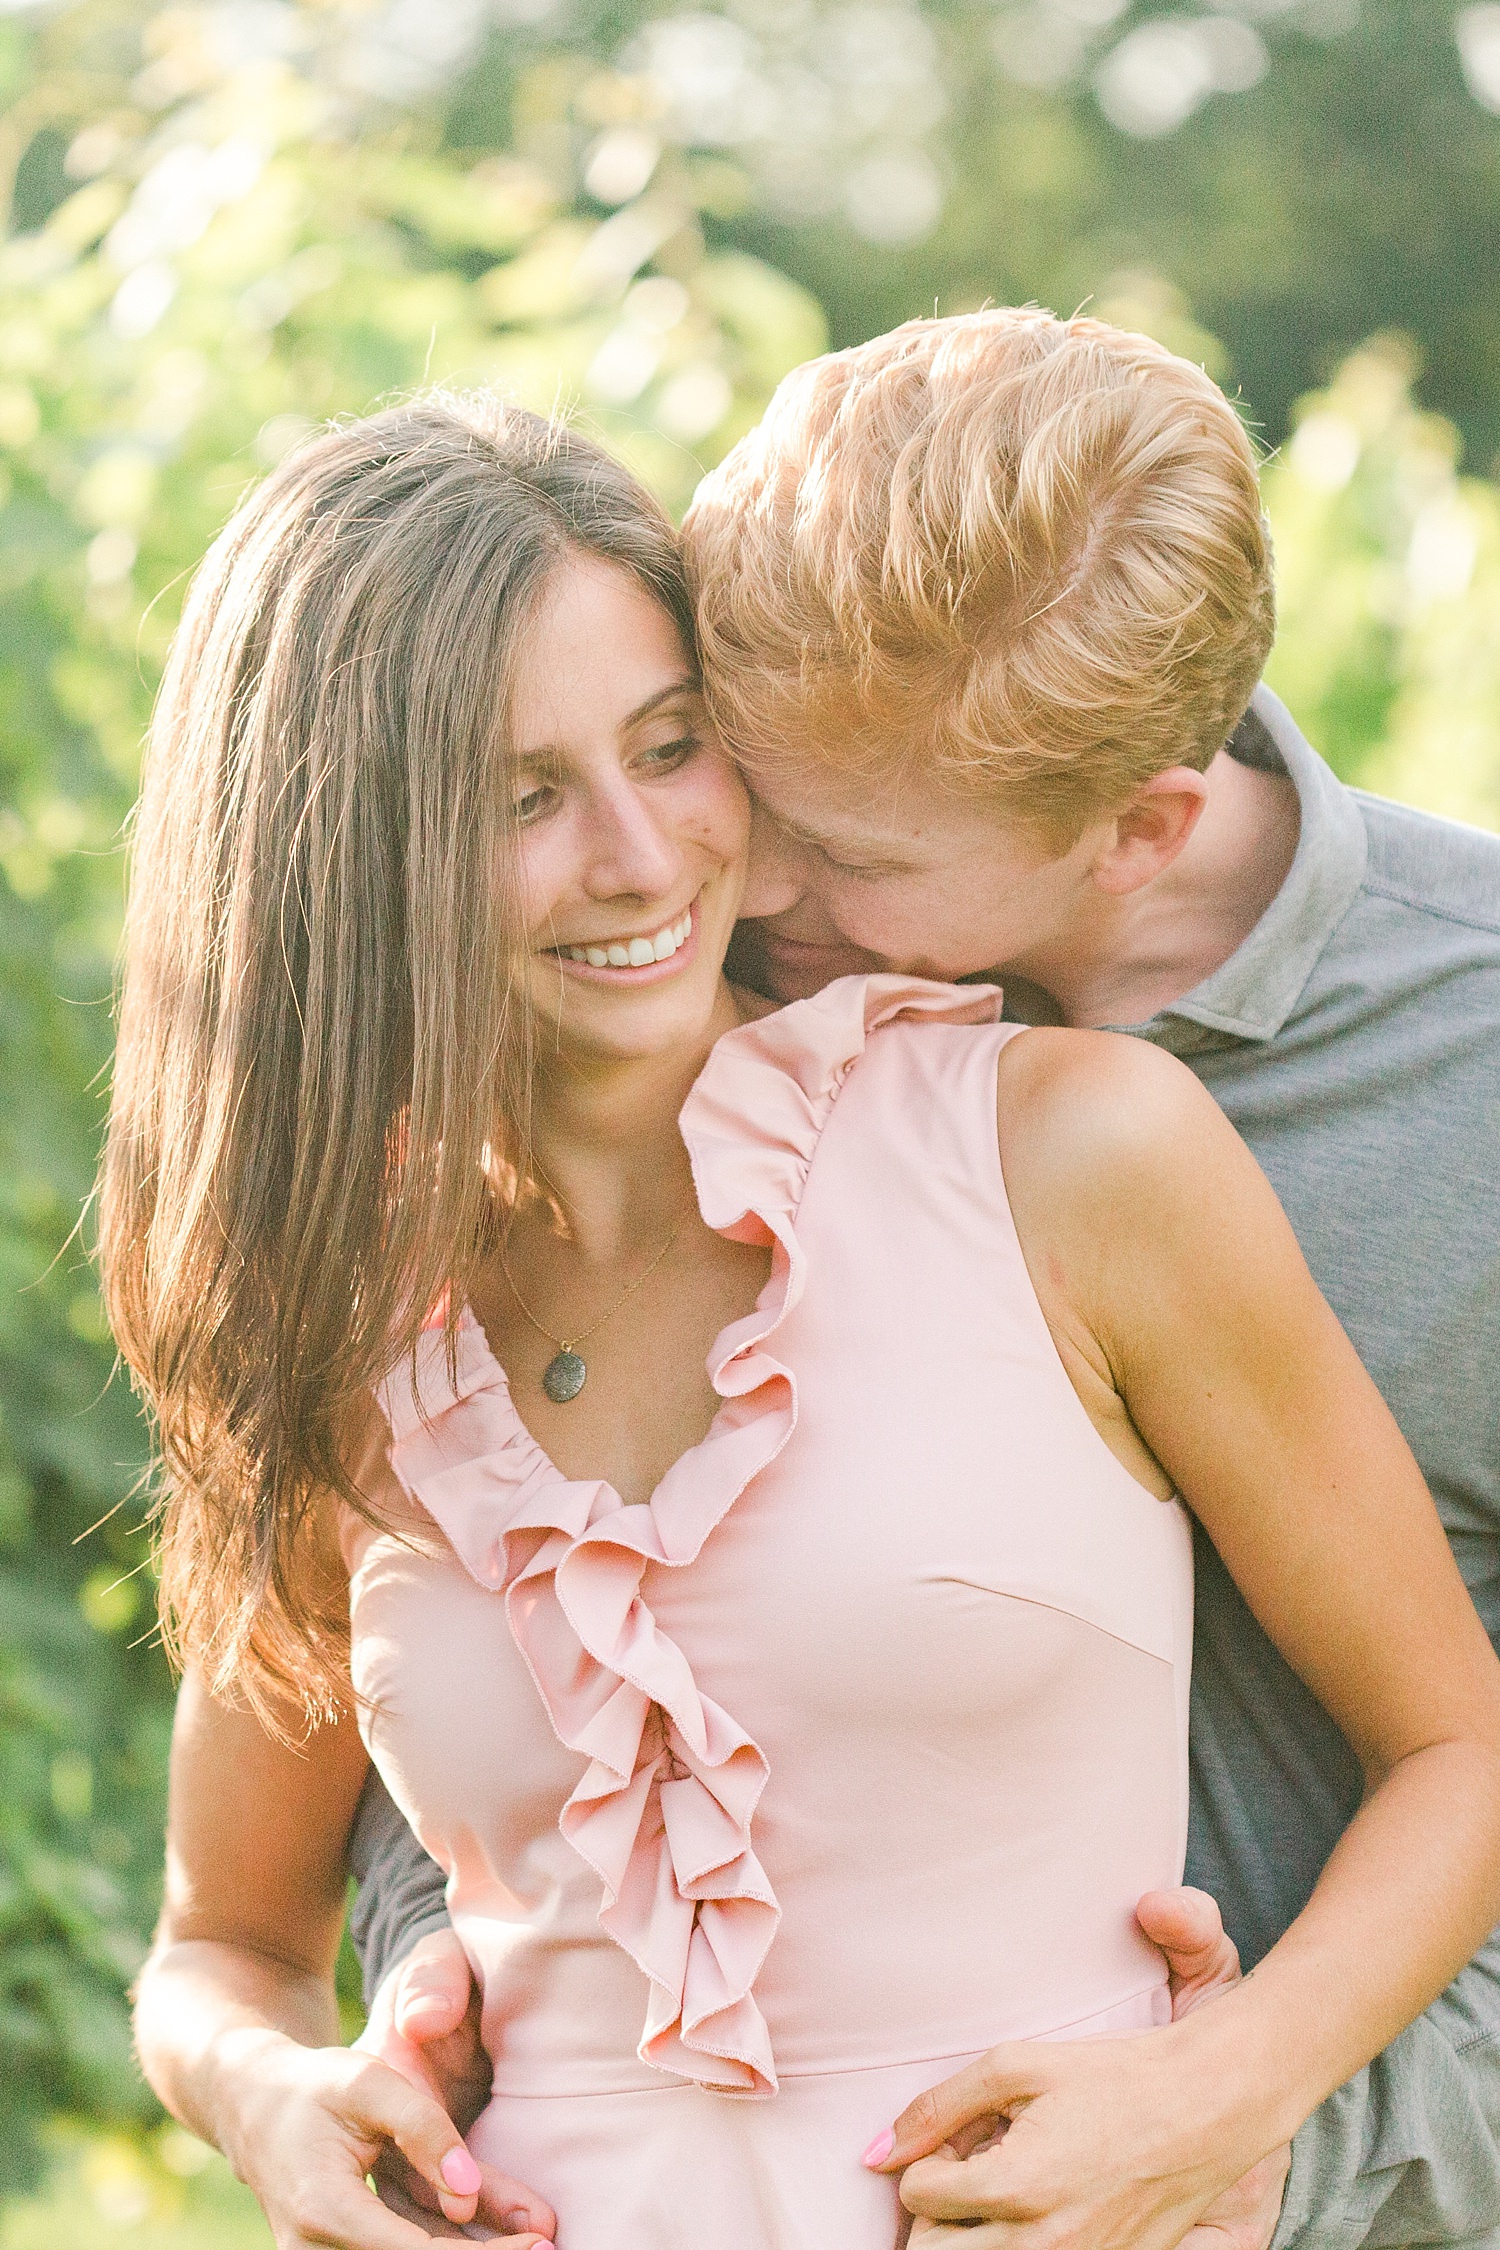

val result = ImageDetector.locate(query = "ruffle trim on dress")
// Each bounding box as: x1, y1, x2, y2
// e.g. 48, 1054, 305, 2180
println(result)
374, 975, 1002, 2099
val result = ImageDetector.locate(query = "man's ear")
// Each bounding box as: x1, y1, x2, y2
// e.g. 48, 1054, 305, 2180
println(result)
1088, 767, 1209, 896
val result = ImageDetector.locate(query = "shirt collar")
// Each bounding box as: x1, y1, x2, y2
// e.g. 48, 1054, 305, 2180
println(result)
1117, 685, 1369, 1047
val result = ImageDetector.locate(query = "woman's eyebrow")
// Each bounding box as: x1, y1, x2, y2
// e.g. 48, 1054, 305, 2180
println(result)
624, 677, 702, 726
510, 677, 704, 763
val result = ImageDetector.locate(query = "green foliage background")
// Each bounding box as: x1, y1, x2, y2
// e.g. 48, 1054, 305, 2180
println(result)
2, 0, 1498, 2236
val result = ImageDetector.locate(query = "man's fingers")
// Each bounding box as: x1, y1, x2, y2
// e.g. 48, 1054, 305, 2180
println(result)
364, 2168, 490, 2239
376, 2167, 554, 2244
1135, 1884, 1230, 1962
871, 2048, 1043, 2169
349, 2065, 555, 2242
393, 1930, 477, 2044
1175, 2144, 1292, 2250
1136, 1886, 1242, 2013
280, 2174, 479, 2250
361, 1941, 489, 2136
899, 2144, 1027, 2225
471, 2160, 556, 2242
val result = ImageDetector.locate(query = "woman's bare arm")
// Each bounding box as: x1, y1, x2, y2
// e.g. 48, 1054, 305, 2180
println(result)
1024, 1030, 1500, 2097
139, 1669, 365, 2078
877, 1029, 1500, 2250
134, 1673, 553, 2249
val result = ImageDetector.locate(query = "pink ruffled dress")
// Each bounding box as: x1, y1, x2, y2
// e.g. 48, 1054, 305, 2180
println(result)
347, 976, 1193, 2249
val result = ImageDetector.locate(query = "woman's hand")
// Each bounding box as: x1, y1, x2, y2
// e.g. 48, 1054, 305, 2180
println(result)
218, 2030, 553, 2247
871, 1887, 1291, 2250
132, 1682, 554, 2249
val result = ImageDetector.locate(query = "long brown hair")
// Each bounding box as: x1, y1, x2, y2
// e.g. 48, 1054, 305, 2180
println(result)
99, 393, 694, 1729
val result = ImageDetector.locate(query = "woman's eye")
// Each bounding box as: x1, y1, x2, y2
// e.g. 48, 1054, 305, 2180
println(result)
513, 782, 558, 824
636, 734, 699, 773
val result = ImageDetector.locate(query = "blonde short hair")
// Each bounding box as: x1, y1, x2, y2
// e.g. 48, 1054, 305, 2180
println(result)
684, 309, 1275, 828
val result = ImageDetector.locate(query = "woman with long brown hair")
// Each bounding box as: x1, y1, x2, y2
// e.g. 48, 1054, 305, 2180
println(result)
112, 389, 1500, 2250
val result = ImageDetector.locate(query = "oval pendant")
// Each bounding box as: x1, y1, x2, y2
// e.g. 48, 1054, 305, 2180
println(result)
542, 1349, 587, 1404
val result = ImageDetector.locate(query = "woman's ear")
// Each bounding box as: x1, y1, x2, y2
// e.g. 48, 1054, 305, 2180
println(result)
1088, 766, 1210, 897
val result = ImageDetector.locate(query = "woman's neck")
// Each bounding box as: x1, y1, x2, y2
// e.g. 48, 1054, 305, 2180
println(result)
521, 977, 748, 1260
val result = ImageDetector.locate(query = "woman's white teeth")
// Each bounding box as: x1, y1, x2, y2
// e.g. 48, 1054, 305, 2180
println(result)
563, 912, 691, 969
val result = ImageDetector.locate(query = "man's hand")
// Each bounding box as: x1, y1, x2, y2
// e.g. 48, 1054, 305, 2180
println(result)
1138, 1885, 1246, 2018
358, 1928, 493, 2131
355, 1931, 553, 2243
869, 1887, 1290, 2250
1141, 1890, 1291, 2250
1177, 2147, 1292, 2250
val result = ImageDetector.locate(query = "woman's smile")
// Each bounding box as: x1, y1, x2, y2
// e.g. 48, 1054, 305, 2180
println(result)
509, 553, 750, 1066
547, 897, 699, 983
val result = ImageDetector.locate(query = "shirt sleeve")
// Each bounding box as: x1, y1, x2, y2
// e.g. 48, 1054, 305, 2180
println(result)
346, 1767, 453, 2009
1274, 1936, 1500, 2250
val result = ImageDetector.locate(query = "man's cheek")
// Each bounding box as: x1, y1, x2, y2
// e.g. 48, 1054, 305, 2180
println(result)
834, 907, 925, 968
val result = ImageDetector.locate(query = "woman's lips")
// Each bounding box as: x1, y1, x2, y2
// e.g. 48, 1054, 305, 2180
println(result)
547, 901, 700, 985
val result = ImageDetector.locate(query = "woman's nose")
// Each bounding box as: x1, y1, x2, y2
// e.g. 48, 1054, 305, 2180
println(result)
741, 801, 808, 917
580, 783, 683, 901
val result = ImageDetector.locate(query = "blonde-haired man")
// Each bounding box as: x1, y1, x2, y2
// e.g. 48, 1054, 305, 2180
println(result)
690, 308, 1273, 848
348, 313, 1500, 2250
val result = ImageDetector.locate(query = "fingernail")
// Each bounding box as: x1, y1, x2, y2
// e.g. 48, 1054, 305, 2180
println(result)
862, 2129, 895, 2168
441, 2146, 482, 2194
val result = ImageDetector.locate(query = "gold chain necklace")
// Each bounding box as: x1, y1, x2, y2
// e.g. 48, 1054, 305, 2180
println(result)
498, 1207, 692, 1404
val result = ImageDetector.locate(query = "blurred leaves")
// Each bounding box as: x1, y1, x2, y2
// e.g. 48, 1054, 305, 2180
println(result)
0, 2123, 270, 2245
1265, 335, 1500, 826
583, 0, 1500, 468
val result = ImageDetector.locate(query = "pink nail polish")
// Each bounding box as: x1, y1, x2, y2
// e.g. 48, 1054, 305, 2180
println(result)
440, 2146, 482, 2194
862, 2128, 895, 2168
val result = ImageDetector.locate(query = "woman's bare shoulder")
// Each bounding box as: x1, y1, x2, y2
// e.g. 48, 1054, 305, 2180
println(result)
995, 1021, 1295, 1363
995, 1024, 1232, 1191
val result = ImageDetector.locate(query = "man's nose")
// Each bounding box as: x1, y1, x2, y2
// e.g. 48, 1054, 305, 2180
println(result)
741, 801, 808, 918
581, 783, 682, 900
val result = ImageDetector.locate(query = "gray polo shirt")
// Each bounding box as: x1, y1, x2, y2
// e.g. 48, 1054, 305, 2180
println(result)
1124, 687, 1500, 2250
348, 684, 1500, 2248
